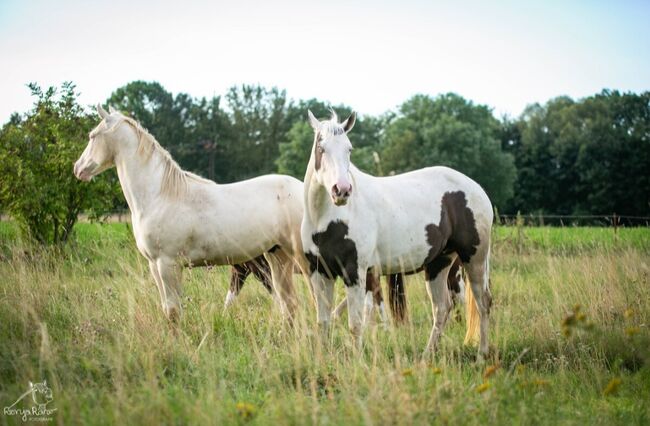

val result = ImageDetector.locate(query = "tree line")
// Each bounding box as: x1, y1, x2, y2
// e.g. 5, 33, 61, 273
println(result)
1, 81, 648, 243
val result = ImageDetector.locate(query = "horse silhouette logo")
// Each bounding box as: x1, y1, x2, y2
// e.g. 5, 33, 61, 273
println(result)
3, 380, 57, 421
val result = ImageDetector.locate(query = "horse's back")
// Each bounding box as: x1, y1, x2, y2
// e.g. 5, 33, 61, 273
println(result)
357, 166, 492, 272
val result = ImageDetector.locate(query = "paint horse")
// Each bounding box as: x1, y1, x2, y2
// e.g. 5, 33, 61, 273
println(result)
74, 105, 308, 321
301, 111, 493, 358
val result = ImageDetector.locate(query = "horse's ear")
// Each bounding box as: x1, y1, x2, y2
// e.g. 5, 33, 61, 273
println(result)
108, 105, 118, 114
97, 103, 109, 119
342, 112, 356, 133
307, 110, 320, 131
43, 380, 47, 386
29, 381, 34, 388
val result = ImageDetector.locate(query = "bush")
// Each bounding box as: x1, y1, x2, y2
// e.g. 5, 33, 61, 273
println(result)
0, 82, 121, 244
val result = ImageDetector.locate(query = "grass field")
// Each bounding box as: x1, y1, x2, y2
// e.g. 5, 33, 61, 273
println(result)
1, 222, 649, 425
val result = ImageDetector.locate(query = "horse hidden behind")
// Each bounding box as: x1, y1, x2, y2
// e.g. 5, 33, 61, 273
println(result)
301, 110, 493, 359
74, 105, 308, 321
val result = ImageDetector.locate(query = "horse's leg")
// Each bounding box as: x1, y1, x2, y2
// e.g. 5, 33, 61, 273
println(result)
156, 257, 183, 322
388, 273, 408, 323
250, 255, 273, 294
364, 270, 387, 326
265, 249, 296, 321
148, 260, 167, 311
311, 271, 335, 340
225, 264, 250, 308
424, 255, 455, 354
346, 268, 367, 348
333, 272, 387, 326
464, 252, 492, 361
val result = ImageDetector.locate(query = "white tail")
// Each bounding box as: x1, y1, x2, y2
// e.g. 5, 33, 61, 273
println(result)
463, 272, 480, 346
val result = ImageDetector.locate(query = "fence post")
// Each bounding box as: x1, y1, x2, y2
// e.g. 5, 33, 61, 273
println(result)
612, 213, 618, 235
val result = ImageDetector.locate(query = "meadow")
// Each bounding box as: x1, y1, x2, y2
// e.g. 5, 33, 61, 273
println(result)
0, 222, 649, 425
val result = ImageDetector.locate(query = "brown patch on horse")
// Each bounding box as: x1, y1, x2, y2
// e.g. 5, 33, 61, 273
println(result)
306, 220, 359, 286
314, 133, 323, 170
423, 191, 480, 280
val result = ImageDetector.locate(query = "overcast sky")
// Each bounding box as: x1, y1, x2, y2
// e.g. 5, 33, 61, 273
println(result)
1, 0, 648, 123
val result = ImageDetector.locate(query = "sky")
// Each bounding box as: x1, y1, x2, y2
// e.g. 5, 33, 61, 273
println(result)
0, 0, 649, 123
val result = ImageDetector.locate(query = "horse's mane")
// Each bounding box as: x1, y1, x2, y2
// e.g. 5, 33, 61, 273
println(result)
319, 110, 346, 137
118, 115, 211, 199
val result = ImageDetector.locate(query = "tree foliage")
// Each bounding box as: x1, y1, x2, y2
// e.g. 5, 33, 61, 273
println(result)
3, 80, 648, 237
0, 83, 120, 244
506, 90, 650, 215
381, 94, 516, 208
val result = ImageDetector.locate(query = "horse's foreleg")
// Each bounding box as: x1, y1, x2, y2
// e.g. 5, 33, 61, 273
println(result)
156, 258, 183, 322
346, 269, 367, 349
148, 260, 166, 312
311, 272, 335, 341
424, 256, 455, 354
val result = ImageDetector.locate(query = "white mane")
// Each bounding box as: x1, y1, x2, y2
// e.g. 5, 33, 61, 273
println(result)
118, 115, 210, 199
318, 110, 346, 137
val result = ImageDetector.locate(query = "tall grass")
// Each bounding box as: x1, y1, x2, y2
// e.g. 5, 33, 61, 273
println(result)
0, 223, 649, 425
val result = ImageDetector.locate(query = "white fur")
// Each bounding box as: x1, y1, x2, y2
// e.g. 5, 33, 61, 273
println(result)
302, 112, 493, 356
74, 107, 308, 321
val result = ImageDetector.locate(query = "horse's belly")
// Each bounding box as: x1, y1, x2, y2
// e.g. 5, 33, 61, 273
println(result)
375, 239, 430, 275
185, 238, 272, 266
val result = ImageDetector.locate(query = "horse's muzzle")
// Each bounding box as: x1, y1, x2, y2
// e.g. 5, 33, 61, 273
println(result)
331, 183, 352, 206
73, 160, 96, 182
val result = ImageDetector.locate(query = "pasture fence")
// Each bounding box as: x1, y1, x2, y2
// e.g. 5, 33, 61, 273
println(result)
1, 211, 649, 228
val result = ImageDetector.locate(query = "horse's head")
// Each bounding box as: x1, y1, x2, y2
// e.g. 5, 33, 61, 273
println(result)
29, 381, 53, 406
74, 104, 132, 181
307, 109, 356, 206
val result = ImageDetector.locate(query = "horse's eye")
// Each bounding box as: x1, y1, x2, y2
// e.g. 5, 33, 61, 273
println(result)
318, 145, 325, 154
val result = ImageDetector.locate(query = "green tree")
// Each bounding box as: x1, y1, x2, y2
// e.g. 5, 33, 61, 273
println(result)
0, 83, 120, 244
507, 91, 650, 216
381, 94, 516, 208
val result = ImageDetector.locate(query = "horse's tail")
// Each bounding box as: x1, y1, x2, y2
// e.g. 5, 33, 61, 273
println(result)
387, 273, 407, 323
463, 271, 481, 346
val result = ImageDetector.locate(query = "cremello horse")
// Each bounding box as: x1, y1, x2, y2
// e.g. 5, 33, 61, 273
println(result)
301, 111, 493, 358
74, 105, 308, 321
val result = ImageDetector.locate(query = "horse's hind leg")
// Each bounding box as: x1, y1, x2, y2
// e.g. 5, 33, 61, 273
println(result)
265, 249, 297, 321
424, 255, 455, 354
225, 264, 250, 308
250, 255, 273, 294
464, 250, 492, 360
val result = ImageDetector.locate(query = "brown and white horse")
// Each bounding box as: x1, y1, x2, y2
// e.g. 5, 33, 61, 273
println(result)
301, 111, 493, 358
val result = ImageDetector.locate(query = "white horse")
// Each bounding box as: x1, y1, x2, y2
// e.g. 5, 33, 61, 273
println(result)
301, 111, 493, 358
74, 105, 308, 321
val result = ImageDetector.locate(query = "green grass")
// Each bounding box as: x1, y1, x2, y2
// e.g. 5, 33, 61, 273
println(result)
1, 222, 649, 425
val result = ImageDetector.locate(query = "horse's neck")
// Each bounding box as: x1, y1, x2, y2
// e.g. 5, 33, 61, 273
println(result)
115, 151, 166, 218
304, 164, 358, 225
